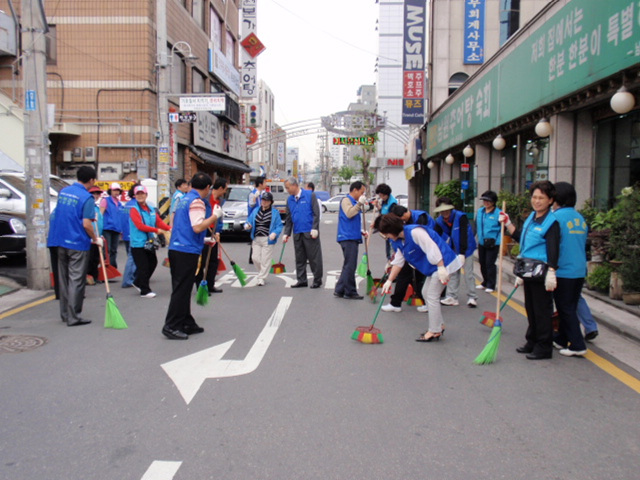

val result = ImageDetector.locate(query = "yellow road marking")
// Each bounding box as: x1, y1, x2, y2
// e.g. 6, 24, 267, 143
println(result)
0, 295, 55, 320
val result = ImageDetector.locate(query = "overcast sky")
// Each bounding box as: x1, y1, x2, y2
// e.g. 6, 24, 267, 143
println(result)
256, 0, 380, 170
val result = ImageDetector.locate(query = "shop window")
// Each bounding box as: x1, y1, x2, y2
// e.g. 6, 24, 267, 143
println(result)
193, 0, 205, 28
500, 0, 520, 46
523, 138, 549, 191
192, 69, 206, 93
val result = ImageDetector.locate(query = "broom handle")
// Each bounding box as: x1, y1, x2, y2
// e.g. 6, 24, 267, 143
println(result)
218, 242, 233, 263
369, 293, 387, 330
93, 222, 111, 296
498, 284, 519, 313
362, 207, 371, 271
201, 241, 214, 280
495, 201, 507, 317
277, 242, 286, 263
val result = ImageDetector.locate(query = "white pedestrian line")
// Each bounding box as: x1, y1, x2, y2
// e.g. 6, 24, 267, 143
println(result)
161, 297, 292, 404
141, 461, 182, 480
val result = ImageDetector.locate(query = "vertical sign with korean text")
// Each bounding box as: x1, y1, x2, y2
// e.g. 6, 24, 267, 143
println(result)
464, 0, 485, 64
402, 0, 427, 125
241, 0, 258, 98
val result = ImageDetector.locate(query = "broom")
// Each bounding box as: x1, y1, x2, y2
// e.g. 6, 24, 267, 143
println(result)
351, 293, 386, 344
271, 242, 286, 274
219, 243, 247, 286
361, 209, 375, 295
96, 237, 127, 329
479, 284, 520, 328
97, 235, 121, 281
217, 248, 227, 272
195, 242, 214, 306
474, 201, 507, 365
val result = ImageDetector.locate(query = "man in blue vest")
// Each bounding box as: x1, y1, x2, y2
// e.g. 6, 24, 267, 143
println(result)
99, 182, 123, 269
283, 176, 323, 288
163, 172, 222, 340
48, 166, 102, 326
247, 176, 266, 217
334, 181, 369, 299
434, 197, 478, 308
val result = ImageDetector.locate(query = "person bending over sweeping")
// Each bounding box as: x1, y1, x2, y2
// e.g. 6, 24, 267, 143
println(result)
378, 214, 463, 342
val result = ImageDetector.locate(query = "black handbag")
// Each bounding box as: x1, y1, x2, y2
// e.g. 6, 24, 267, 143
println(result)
483, 238, 496, 248
513, 257, 548, 281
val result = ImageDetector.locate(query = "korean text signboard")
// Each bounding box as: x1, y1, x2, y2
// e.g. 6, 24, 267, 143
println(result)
402, 0, 426, 125
241, 0, 258, 98
464, 0, 485, 64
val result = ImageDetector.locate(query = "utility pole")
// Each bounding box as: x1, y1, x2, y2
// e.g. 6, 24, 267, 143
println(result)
156, 0, 170, 201
22, 0, 51, 290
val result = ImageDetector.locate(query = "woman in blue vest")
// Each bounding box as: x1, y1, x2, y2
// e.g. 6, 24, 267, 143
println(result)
372, 183, 398, 259
434, 197, 478, 308
551, 182, 588, 356
378, 214, 463, 342
121, 184, 140, 288
99, 182, 123, 269
244, 191, 283, 286
502, 180, 560, 360
129, 185, 171, 298
476, 190, 502, 293
86, 185, 104, 285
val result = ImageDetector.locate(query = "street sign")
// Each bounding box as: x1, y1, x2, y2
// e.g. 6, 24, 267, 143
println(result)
241, 32, 266, 58
169, 112, 197, 123
461, 163, 470, 172
461, 180, 470, 190
179, 95, 225, 112
246, 126, 258, 145
25, 90, 36, 111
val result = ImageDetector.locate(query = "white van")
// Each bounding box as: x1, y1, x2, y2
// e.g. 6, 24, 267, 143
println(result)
0, 172, 70, 214
265, 180, 288, 219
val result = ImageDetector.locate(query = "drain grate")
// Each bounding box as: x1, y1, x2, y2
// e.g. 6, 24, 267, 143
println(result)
0, 335, 48, 354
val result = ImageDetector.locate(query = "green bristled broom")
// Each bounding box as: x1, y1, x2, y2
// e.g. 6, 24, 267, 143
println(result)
196, 242, 214, 306
474, 201, 507, 365
97, 237, 127, 329
219, 243, 247, 286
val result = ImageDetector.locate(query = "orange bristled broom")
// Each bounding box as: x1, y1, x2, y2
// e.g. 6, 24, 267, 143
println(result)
351, 293, 386, 344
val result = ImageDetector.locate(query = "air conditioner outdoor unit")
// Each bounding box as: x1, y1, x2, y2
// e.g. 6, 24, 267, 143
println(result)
63, 150, 73, 162
84, 146, 96, 162
72, 147, 83, 159
122, 162, 131, 173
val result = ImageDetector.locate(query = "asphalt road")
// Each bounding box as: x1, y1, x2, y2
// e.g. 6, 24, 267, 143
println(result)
1, 213, 640, 480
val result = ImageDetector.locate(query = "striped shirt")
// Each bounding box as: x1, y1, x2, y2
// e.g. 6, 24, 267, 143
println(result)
254, 208, 272, 237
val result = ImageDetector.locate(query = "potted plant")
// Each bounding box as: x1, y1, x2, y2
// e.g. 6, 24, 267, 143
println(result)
609, 185, 640, 304
586, 262, 613, 294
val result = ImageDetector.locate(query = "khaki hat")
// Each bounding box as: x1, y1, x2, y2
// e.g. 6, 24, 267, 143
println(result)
434, 203, 455, 213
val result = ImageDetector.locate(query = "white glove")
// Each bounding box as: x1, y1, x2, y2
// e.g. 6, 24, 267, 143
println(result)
545, 268, 557, 291
212, 204, 223, 219
358, 195, 368, 206
244, 223, 252, 231
437, 265, 450, 285
361, 230, 369, 238
92, 237, 104, 247
269, 233, 276, 241
382, 279, 393, 294
282, 234, 289, 243
310, 229, 318, 239
515, 277, 524, 287
499, 211, 511, 226
204, 236, 216, 246
457, 254, 465, 264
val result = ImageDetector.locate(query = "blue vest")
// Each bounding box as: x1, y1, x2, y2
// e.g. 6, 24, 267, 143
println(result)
519, 211, 558, 262
554, 207, 587, 278
337, 195, 362, 243
476, 206, 502, 246
129, 202, 157, 248
287, 189, 314, 234
247, 188, 260, 217
247, 206, 284, 244
390, 225, 458, 276
435, 210, 477, 257
380, 194, 397, 214
170, 190, 207, 254
410, 210, 436, 229
94, 204, 103, 236
49, 182, 92, 251
121, 198, 136, 241
102, 195, 122, 232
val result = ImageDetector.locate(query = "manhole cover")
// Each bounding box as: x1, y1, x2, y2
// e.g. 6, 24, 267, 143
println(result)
0, 335, 48, 354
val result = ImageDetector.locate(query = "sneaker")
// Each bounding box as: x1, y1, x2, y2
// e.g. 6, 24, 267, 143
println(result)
559, 348, 587, 357
257, 279, 265, 286
475, 284, 485, 289
381, 304, 402, 313
440, 297, 459, 306
485, 288, 494, 293
584, 331, 599, 342
553, 341, 565, 350
141, 292, 157, 298
416, 305, 429, 313
467, 298, 477, 308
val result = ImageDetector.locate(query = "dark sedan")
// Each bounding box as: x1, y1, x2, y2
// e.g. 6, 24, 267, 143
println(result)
0, 212, 27, 256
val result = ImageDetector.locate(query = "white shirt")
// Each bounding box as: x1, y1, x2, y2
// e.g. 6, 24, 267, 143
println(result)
390, 228, 463, 275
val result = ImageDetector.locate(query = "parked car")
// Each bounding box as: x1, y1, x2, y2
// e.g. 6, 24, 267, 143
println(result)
265, 181, 288, 220
0, 172, 70, 214
321, 194, 347, 213
221, 184, 253, 237
0, 212, 27, 257
396, 194, 409, 207
314, 190, 330, 202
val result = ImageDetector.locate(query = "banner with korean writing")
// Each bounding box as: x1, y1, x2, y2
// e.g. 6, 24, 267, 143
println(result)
464, 0, 485, 64
427, 0, 640, 157
241, 0, 258, 98
402, 0, 427, 125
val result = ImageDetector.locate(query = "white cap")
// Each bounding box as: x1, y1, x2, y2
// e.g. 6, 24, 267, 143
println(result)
109, 182, 122, 191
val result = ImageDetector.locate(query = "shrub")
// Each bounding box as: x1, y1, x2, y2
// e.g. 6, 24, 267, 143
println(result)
586, 263, 613, 292
497, 190, 531, 230
434, 179, 462, 210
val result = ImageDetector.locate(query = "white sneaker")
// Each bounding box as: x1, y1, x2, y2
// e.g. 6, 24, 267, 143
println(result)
416, 305, 429, 313
257, 279, 265, 286
141, 292, 156, 298
559, 348, 587, 357
485, 288, 494, 293
467, 298, 477, 308
440, 297, 459, 306
381, 304, 402, 313
475, 284, 485, 289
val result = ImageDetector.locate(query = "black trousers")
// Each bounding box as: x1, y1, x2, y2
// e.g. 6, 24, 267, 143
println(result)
131, 247, 158, 295
293, 232, 323, 285
553, 277, 586, 351
164, 250, 199, 332
194, 243, 219, 292
478, 244, 499, 289
523, 280, 554, 355
87, 244, 100, 281
335, 240, 359, 296
49, 247, 59, 299
390, 263, 426, 307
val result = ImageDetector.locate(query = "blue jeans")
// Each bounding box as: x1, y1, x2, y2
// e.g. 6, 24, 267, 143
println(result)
121, 241, 136, 287
577, 295, 598, 334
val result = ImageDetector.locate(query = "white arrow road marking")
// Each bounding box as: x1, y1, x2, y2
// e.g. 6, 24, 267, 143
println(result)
141, 461, 182, 480
161, 297, 292, 404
